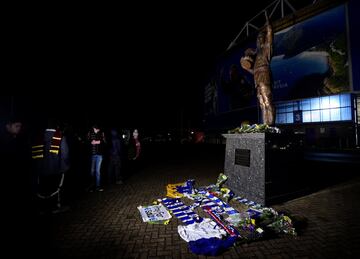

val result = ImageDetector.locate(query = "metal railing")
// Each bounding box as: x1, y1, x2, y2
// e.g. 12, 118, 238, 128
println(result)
227, 0, 318, 50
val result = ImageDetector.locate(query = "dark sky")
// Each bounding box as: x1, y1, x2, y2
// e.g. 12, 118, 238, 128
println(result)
5, 1, 276, 130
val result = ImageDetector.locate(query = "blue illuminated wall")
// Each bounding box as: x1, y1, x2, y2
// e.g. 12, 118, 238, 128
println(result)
272, 4, 350, 101
204, 1, 359, 136
214, 45, 257, 114
205, 3, 351, 119
348, 0, 360, 91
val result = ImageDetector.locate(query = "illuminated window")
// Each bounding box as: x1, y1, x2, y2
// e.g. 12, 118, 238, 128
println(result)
340, 107, 351, 120
303, 111, 311, 122
341, 94, 351, 107
330, 108, 341, 121
278, 113, 286, 123
275, 94, 352, 124
301, 100, 310, 110
286, 113, 294, 123
320, 96, 330, 109
285, 103, 293, 112
329, 95, 340, 108
293, 102, 300, 111
311, 98, 320, 109
321, 109, 330, 121
312, 110, 321, 122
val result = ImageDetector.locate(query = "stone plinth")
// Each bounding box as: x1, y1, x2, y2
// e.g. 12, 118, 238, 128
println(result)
222, 133, 266, 205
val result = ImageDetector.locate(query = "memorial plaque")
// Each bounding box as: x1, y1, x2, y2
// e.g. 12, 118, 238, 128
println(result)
235, 149, 250, 167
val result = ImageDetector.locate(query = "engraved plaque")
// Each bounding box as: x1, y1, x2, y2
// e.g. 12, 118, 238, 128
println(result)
235, 149, 250, 167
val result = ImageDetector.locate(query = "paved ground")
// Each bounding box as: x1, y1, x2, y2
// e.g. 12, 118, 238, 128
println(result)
27, 144, 360, 258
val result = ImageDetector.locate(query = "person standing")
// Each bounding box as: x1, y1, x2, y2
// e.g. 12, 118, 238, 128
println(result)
87, 124, 106, 191
31, 119, 70, 213
127, 128, 141, 176
108, 128, 124, 184
1, 116, 30, 208
0, 116, 27, 190
1, 116, 40, 258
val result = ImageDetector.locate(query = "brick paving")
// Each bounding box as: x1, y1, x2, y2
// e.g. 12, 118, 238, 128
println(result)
28, 144, 360, 258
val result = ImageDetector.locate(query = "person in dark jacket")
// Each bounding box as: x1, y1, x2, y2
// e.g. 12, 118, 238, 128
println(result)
1, 116, 29, 207
108, 128, 124, 184
32, 119, 70, 214
1, 116, 38, 257
126, 128, 141, 176
0, 117, 27, 187
87, 124, 106, 191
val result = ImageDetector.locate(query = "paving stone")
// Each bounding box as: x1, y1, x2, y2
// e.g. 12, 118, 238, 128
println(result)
21, 145, 360, 258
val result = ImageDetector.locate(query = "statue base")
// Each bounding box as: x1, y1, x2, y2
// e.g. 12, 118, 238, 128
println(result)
223, 133, 267, 205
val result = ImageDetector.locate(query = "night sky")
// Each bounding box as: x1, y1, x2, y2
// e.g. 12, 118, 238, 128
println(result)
4, 1, 276, 131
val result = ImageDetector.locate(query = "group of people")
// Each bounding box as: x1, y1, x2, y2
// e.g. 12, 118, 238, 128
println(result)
1, 116, 142, 215
0, 116, 142, 257
87, 124, 141, 192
